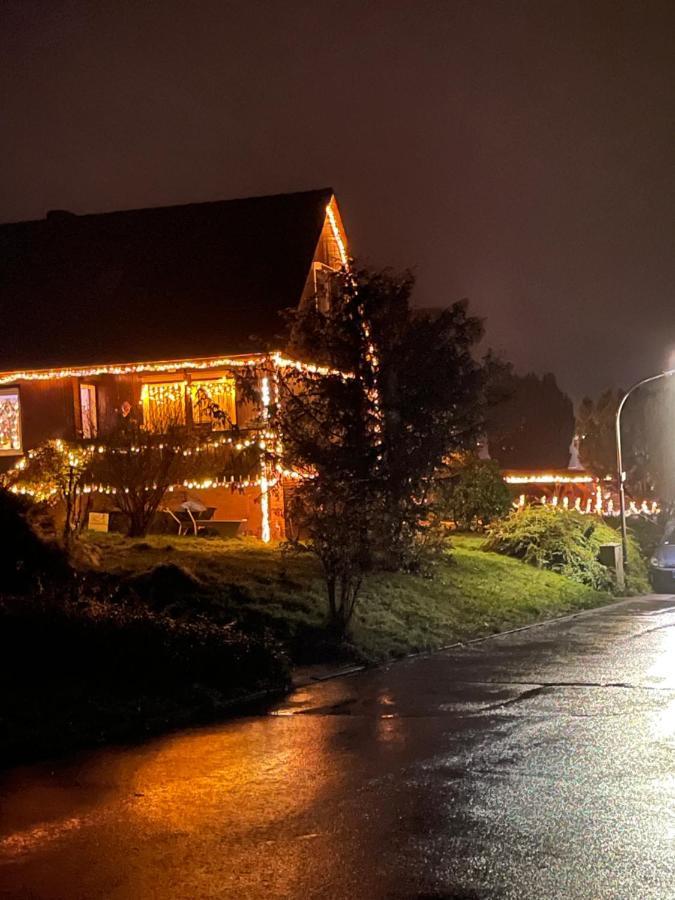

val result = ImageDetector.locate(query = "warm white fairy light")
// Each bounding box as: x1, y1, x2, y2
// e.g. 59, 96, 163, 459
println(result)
1, 327, 353, 543
0, 353, 268, 389
0, 350, 352, 389
325, 202, 348, 268
259, 374, 272, 543
528, 494, 660, 518
9, 472, 275, 498
261, 375, 271, 410
259, 473, 271, 543
505, 473, 604, 485
270, 352, 352, 380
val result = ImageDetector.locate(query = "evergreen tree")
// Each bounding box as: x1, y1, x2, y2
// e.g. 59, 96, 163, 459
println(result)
274, 266, 484, 634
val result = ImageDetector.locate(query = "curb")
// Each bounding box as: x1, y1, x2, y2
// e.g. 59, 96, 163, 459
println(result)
290, 594, 660, 689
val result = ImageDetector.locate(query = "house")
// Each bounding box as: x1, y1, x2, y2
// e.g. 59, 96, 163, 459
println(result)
0, 188, 349, 539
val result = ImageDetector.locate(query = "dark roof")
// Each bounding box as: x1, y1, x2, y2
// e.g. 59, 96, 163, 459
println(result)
0, 188, 334, 371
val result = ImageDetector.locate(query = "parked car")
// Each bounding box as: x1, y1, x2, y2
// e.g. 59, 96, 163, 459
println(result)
650, 521, 675, 592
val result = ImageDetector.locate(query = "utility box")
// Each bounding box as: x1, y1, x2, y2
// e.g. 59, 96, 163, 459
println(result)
599, 542, 625, 591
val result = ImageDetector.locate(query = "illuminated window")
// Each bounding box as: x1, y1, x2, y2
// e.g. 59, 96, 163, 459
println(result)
0, 388, 22, 455
141, 381, 186, 431
190, 377, 236, 429
79, 384, 98, 438
313, 261, 338, 312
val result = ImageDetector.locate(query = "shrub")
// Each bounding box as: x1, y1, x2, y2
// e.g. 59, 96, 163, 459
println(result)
604, 521, 650, 594
0, 586, 290, 764
0, 487, 70, 593
622, 515, 663, 560
438, 457, 512, 531
484, 506, 648, 593
0, 588, 289, 696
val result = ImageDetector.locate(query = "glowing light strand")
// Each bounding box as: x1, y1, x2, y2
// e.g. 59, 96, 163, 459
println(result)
0, 351, 353, 389
325, 202, 349, 269
259, 374, 271, 543
515, 494, 660, 517
326, 202, 386, 461
505, 473, 612, 485
9, 474, 276, 498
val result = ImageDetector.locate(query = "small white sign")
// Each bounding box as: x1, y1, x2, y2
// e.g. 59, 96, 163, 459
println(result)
88, 512, 109, 533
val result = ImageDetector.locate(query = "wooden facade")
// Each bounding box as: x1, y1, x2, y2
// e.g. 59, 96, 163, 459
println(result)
0, 189, 349, 540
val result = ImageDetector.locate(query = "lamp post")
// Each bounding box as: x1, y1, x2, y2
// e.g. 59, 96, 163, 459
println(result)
615, 369, 675, 560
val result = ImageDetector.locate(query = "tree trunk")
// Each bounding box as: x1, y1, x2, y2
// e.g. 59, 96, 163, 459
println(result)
326, 574, 362, 639
127, 509, 150, 537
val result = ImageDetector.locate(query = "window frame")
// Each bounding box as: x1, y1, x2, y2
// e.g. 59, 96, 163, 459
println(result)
79, 383, 98, 439
0, 386, 22, 456
140, 380, 187, 432
189, 376, 237, 429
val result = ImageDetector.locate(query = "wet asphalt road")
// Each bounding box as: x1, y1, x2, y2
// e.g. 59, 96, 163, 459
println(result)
1, 595, 675, 900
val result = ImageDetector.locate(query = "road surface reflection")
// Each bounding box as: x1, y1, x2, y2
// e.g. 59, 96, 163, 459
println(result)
1, 596, 674, 899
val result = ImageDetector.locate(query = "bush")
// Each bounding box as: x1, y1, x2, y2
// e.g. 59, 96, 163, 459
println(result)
438, 458, 512, 531
0, 586, 290, 764
0, 589, 289, 695
484, 506, 648, 593
0, 487, 70, 593
622, 515, 664, 560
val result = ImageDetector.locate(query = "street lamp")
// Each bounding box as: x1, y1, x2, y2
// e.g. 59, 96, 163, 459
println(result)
615, 368, 675, 560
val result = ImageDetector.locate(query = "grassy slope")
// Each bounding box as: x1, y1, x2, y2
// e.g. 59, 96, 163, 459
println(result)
85, 532, 609, 662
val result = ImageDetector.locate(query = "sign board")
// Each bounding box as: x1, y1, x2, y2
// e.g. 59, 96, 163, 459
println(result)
88, 511, 109, 533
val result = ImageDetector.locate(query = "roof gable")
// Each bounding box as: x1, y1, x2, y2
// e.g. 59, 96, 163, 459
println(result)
0, 188, 338, 370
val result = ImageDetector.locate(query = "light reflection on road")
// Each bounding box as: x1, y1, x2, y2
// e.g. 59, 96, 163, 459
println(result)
647, 622, 675, 689
1, 595, 674, 899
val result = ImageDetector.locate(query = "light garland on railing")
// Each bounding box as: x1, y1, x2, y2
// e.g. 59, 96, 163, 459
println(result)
2, 435, 261, 483
514, 493, 660, 517
505, 473, 613, 485
93, 436, 257, 456
9, 473, 276, 498
0, 313, 353, 540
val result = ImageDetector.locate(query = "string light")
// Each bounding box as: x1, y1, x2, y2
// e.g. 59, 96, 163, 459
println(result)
270, 352, 352, 380
0, 320, 349, 542
325, 202, 349, 268
9, 472, 275, 498
0, 351, 352, 389
504, 473, 611, 485
259, 374, 271, 543
1, 435, 259, 484
0, 353, 267, 389
522, 494, 661, 518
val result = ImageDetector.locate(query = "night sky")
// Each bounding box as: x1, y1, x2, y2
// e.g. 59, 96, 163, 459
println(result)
2, 0, 674, 401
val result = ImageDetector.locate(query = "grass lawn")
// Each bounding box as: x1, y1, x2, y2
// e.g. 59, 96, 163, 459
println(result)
84, 532, 610, 663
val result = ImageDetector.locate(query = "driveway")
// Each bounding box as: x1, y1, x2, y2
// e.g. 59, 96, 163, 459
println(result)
1, 594, 674, 899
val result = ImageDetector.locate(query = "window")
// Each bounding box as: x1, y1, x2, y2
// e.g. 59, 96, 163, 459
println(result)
79, 383, 98, 438
190, 377, 236, 429
141, 381, 186, 431
0, 388, 22, 455
313, 261, 338, 312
